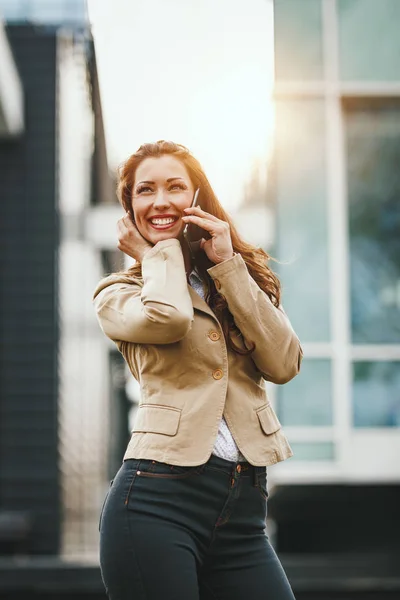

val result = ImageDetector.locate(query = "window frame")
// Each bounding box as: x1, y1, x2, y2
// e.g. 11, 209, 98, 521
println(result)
271, 0, 400, 484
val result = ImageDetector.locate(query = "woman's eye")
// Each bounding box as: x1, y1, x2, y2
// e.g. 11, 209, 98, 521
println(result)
136, 186, 153, 194
169, 184, 186, 191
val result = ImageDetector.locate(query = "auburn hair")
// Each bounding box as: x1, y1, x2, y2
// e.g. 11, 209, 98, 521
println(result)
116, 140, 281, 355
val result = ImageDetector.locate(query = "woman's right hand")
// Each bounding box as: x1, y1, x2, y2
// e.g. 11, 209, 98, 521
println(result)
117, 213, 153, 262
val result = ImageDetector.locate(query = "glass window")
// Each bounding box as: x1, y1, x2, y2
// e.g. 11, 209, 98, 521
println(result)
353, 361, 400, 427
277, 359, 332, 426
338, 0, 400, 81
344, 99, 400, 343
0, 0, 86, 23
0, 0, 25, 19
290, 442, 335, 461
33, 0, 78, 23
274, 0, 323, 81
275, 99, 330, 343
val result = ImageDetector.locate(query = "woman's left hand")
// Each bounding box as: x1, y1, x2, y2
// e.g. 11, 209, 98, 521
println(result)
182, 206, 234, 264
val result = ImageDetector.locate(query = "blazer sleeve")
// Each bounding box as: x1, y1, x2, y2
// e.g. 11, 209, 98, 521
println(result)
93, 239, 194, 344
207, 253, 303, 384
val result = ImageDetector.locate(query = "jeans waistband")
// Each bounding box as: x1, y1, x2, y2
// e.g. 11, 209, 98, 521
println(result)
208, 453, 265, 476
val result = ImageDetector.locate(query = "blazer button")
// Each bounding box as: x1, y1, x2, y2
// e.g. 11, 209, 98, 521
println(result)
214, 279, 221, 290
212, 368, 223, 380
209, 330, 221, 341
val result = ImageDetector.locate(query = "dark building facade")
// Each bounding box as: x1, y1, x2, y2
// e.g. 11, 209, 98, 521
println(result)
0, 18, 113, 598
0, 24, 60, 556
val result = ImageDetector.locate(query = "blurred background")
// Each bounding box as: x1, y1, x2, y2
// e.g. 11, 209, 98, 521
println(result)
0, 0, 399, 598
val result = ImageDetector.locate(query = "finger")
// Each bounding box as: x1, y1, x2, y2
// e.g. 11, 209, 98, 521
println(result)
117, 219, 127, 233
182, 215, 221, 233
123, 212, 134, 227
119, 212, 133, 229
184, 206, 221, 222
184, 205, 220, 221
117, 220, 130, 239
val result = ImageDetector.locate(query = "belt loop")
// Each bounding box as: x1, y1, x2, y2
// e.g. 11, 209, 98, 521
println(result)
252, 466, 258, 487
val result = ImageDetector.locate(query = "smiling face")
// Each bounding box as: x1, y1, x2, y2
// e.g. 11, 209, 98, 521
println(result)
131, 155, 195, 245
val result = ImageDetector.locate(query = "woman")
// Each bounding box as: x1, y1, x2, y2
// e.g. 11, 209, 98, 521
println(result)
93, 140, 302, 600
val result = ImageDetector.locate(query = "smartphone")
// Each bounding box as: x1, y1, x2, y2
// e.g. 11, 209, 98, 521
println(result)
183, 187, 200, 242
182, 187, 200, 262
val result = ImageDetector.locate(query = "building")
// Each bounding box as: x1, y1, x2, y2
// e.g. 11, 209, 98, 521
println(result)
0, 1, 119, 596
268, 0, 400, 595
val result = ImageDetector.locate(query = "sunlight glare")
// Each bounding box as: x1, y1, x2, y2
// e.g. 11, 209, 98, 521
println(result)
186, 64, 275, 210
87, 0, 275, 211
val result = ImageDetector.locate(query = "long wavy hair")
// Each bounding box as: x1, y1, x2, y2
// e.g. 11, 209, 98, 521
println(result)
116, 140, 281, 355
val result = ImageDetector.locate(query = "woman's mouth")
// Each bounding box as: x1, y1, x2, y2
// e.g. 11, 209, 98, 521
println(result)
148, 217, 179, 230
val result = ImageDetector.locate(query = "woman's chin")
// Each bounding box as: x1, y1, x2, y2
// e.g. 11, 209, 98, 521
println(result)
144, 226, 184, 244
144, 232, 176, 245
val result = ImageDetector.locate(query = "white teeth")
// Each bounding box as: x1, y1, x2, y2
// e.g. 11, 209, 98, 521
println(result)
150, 218, 176, 225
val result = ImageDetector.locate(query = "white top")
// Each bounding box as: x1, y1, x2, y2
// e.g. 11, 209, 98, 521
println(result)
189, 266, 245, 462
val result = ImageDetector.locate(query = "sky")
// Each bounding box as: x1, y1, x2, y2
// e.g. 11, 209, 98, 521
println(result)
87, 0, 274, 212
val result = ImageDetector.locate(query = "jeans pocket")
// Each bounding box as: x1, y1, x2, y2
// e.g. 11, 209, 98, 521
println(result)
135, 460, 202, 479
98, 478, 114, 532
255, 470, 268, 501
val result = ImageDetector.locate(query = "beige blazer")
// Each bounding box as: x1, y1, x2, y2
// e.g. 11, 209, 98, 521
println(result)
93, 238, 303, 466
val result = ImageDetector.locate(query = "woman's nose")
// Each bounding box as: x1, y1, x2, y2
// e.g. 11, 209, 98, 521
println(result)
153, 191, 170, 208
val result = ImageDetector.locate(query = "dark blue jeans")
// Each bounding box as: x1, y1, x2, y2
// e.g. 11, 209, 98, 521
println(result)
99, 454, 296, 599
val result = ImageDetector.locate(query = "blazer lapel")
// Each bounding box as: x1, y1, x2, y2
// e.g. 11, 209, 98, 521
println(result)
188, 285, 217, 320
186, 240, 218, 321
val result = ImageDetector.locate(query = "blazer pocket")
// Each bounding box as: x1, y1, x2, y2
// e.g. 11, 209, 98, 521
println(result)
132, 404, 181, 436
256, 403, 281, 436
